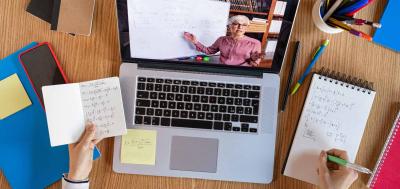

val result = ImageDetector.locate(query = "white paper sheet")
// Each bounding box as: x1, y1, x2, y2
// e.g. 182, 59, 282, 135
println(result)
127, 0, 230, 59
284, 74, 376, 185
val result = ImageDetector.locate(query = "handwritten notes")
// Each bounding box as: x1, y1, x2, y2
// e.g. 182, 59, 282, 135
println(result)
284, 74, 376, 185
0, 74, 32, 119
80, 78, 127, 139
121, 129, 157, 165
127, 0, 230, 59
43, 77, 127, 147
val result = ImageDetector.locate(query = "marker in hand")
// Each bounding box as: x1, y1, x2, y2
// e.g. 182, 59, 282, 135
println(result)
328, 155, 372, 174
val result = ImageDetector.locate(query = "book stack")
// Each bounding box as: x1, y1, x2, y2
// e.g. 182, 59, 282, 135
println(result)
248, 18, 268, 33
219, 0, 271, 13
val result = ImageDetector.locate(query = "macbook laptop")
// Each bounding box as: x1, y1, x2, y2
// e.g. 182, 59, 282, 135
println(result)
113, 0, 300, 183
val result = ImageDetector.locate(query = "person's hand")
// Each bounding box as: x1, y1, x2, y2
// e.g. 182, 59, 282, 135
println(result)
183, 32, 198, 44
317, 149, 358, 189
67, 122, 102, 181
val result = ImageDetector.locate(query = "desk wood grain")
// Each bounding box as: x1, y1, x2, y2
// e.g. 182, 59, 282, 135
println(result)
0, 0, 399, 188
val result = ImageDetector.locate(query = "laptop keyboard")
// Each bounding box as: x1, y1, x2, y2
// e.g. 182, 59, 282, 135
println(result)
134, 77, 260, 133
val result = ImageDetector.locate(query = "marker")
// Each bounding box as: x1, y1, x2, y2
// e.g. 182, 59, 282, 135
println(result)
328, 155, 372, 174
323, 0, 343, 21
291, 39, 330, 95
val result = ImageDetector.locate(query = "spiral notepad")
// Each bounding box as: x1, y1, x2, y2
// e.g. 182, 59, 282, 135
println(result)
368, 111, 400, 188
284, 68, 376, 185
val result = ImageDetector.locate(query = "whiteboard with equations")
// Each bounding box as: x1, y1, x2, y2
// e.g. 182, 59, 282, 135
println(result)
127, 0, 230, 59
42, 77, 127, 147
283, 73, 376, 185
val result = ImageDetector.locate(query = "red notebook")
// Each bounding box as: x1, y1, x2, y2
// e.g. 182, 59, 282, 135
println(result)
368, 111, 400, 189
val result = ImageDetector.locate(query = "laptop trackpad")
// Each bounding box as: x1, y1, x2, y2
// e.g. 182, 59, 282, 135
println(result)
170, 136, 218, 173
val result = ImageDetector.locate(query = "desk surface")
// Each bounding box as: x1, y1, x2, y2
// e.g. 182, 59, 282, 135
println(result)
1, 0, 399, 188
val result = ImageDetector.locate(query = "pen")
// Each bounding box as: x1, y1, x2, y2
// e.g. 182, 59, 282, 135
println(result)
328, 18, 373, 41
291, 39, 330, 95
281, 41, 300, 111
332, 15, 382, 28
327, 155, 372, 174
323, 0, 344, 21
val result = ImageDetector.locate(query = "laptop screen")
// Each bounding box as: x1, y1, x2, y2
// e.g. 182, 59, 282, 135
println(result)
117, 0, 300, 73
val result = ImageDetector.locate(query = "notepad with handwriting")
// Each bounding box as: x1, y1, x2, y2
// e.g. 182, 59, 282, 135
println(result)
284, 71, 376, 185
43, 77, 127, 147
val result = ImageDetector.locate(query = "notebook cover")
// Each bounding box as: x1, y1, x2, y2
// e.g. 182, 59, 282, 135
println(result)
373, 0, 400, 52
54, 0, 96, 36
0, 42, 100, 189
26, 0, 54, 23
368, 111, 400, 188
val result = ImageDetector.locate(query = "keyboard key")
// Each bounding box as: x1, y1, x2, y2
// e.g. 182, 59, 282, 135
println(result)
198, 112, 205, 119
136, 108, 146, 115
243, 99, 251, 106
222, 89, 230, 96
180, 86, 188, 93
137, 83, 145, 90
228, 106, 235, 113
185, 103, 193, 110
138, 77, 146, 82
167, 93, 174, 100
217, 97, 225, 104
163, 85, 171, 92
161, 118, 170, 126
209, 96, 217, 104
171, 119, 212, 129
201, 96, 208, 103
189, 111, 196, 118
137, 99, 150, 107
250, 128, 258, 133
248, 91, 260, 98
156, 79, 164, 83
235, 84, 243, 89
231, 114, 239, 122
150, 92, 157, 99
188, 87, 196, 94
226, 84, 234, 88
197, 87, 205, 94
146, 83, 154, 91
214, 89, 222, 96
192, 95, 200, 102
213, 122, 223, 130
146, 108, 154, 116
175, 94, 183, 101
147, 78, 155, 82
202, 104, 210, 111
152, 117, 160, 125
240, 115, 258, 123
165, 79, 173, 84
223, 114, 230, 121
231, 90, 239, 97
184, 95, 191, 102
135, 116, 143, 124
224, 122, 232, 131
151, 100, 159, 107
158, 93, 166, 100
155, 109, 162, 116
234, 98, 242, 105
217, 83, 225, 88
168, 102, 176, 109
245, 107, 252, 115
214, 113, 222, 120
177, 102, 184, 109
226, 98, 234, 105
182, 80, 190, 85
160, 101, 167, 108
236, 107, 244, 114
241, 124, 249, 132
252, 100, 259, 108
244, 85, 251, 89
173, 80, 181, 84
239, 90, 247, 97
206, 88, 213, 95
206, 113, 213, 120
252, 86, 261, 90
143, 116, 151, 125
200, 82, 207, 86
191, 81, 199, 86
180, 111, 188, 118
194, 103, 201, 111
233, 127, 240, 131
172, 110, 179, 117
211, 105, 218, 112
172, 85, 179, 92
163, 109, 171, 117
155, 84, 162, 91
208, 82, 216, 87
219, 105, 227, 113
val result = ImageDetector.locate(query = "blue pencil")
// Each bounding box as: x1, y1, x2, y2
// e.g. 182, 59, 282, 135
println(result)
335, 0, 369, 15
291, 40, 330, 95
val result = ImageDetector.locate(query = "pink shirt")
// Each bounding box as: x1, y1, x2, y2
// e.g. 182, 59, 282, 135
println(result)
194, 36, 261, 67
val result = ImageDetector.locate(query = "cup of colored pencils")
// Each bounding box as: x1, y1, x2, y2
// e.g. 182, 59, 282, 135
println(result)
312, 0, 380, 41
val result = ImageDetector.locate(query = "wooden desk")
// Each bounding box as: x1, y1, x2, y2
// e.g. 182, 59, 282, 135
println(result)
0, 0, 399, 188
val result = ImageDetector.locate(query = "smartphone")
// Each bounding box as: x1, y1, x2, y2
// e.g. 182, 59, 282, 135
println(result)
19, 42, 68, 105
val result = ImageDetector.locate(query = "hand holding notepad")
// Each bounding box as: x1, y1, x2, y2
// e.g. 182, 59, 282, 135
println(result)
43, 77, 127, 147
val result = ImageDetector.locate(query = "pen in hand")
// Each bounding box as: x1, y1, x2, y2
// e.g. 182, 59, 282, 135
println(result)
328, 155, 372, 174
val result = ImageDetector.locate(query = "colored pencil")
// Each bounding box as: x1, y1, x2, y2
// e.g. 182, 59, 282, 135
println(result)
328, 18, 373, 41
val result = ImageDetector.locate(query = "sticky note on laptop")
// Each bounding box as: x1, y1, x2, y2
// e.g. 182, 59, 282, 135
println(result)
121, 129, 157, 165
0, 74, 32, 119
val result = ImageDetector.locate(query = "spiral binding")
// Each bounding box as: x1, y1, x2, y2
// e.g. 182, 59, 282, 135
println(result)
317, 67, 374, 94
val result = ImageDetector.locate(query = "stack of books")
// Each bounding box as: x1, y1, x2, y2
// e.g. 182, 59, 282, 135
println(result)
248, 18, 268, 33
219, 0, 271, 13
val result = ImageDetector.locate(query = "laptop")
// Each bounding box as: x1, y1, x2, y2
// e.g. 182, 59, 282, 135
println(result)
113, 0, 300, 184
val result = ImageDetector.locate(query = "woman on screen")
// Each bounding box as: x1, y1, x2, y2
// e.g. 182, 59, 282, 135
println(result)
184, 15, 262, 67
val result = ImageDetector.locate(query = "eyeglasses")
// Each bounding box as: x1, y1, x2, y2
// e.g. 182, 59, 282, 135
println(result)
231, 22, 249, 27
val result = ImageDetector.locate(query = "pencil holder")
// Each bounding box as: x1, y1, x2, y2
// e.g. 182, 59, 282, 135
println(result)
312, 0, 343, 34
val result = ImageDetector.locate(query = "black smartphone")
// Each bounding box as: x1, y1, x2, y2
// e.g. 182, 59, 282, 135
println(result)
19, 42, 68, 105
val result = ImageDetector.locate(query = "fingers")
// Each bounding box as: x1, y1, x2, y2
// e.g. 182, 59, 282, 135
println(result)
327, 148, 350, 161
80, 123, 96, 145
318, 150, 330, 175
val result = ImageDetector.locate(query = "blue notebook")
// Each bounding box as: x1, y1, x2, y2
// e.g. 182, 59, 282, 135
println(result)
0, 42, 100, 189
373, 0, 400, 52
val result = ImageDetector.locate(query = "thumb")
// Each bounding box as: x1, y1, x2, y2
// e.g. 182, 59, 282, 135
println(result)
80, 123, 96, 145
318, 150, 329, 176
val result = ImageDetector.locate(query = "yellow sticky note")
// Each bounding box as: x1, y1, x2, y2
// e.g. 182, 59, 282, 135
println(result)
121, 129, 157, 165
0, 74, 32, 119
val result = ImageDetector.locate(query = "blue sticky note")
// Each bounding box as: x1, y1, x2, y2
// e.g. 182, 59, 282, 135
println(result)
373, 0, 400, 52
0, 42, 100, 189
